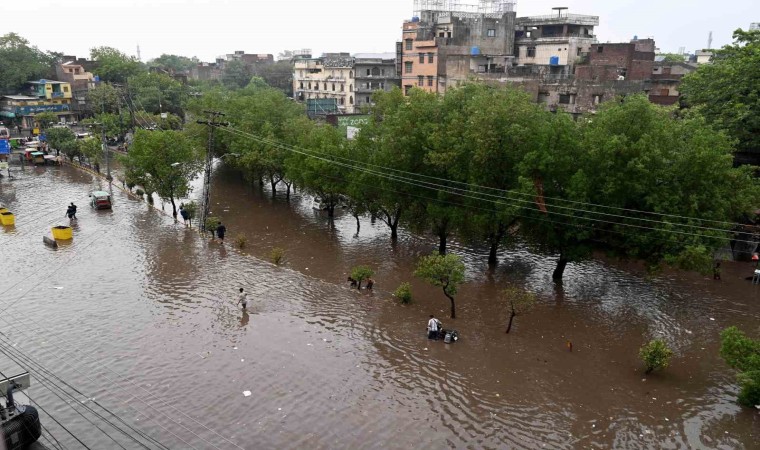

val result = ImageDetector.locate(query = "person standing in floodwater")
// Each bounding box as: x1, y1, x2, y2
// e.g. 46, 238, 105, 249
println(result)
237, 287, 248, 311
65, 203, 77, 220
216, 222, 226, 243
427, 315, 440, 340
179, 206, 190, 227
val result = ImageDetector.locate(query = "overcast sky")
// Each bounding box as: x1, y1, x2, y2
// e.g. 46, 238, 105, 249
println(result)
3, 0, 756, 62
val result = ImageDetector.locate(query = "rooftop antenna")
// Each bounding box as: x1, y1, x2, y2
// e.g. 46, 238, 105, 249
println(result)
707, 31, 713, 50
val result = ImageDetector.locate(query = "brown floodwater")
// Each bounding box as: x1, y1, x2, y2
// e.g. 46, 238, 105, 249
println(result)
0, 163, 758, 449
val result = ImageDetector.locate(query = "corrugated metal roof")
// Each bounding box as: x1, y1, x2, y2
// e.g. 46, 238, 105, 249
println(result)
1, 95, 39, 100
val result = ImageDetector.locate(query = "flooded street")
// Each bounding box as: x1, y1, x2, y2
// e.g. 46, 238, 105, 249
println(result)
1, 163, 759, 449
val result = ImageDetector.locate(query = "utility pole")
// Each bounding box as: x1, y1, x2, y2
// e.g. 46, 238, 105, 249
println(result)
197, 111, 227, 232
102, 96, 111, 182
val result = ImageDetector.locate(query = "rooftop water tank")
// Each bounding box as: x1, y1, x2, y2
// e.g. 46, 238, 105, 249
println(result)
471, 46, 481, 56
411, 16, 420, 22
549, 56, 560, 66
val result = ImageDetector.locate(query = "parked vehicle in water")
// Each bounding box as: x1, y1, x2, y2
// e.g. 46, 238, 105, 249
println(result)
90, 191, 112, 210
0, 126, 9, 139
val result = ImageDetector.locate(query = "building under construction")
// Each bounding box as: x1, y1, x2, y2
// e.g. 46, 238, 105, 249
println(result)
400, 0, 517, 94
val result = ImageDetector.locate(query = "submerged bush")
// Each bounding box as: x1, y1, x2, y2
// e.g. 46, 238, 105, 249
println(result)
270, 247, 285, 265
394, 282, 413, 304
639, 339, 674, 374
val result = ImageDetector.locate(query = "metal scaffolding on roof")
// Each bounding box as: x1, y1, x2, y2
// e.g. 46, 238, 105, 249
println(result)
413, 0, 516, 16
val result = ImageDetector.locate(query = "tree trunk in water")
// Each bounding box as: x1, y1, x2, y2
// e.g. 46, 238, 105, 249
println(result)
170, 197, 177, 219
444, 291, 456, 319
438, 233, 447, 255
357, 280, 363, 290
390, 223, 398, 242
506, 310, 516, 333
354, 214, 360, 235
553, 256, 569, 282
270, 180, 277, 196
327, 204, 335, 218
285, 183, 291, 199
488, 241, 499, 267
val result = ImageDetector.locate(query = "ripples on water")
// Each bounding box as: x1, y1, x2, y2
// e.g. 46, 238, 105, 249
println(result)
0, 165, 758, 449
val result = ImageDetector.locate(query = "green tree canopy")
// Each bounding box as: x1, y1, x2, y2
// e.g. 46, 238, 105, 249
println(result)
0, 33, 56, 94
45, 127, 76, 151
34, 112, 58, 130
90, 46, 146, 83
720, 326, 760, 407
122, 130, 201, 218
222, 59, 253, 90
86, 83, 122, 114
148, 54, 196, 73
680, 29, 760, 152
128, 72, 187, 117
414, 253, 465, 319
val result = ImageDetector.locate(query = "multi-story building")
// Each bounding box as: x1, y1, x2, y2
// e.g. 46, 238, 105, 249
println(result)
695, 50, 713, 64
55, 62, 96, 117
0, 80, 77, 128
353, 53, 400, 108
514, 7, 598, 78
648, 60, 697, 106
400, 0, 517, 95
750, 22, 759, 31
293, 53, 355, 114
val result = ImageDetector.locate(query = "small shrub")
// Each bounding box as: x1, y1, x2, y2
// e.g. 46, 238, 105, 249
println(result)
205, 216, 220, 233
639, 339, 674, 374
394, 282, 413, 304
351, 265, 374, 290
270, 247, 285, 265
126, 180, 136, 191
235, 234, 247, 249
134, 188, 144, 199
183, 201, 198, 222
146, 193, 154, 205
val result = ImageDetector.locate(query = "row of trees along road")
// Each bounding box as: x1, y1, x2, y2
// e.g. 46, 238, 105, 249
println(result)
177, 79, 758, 283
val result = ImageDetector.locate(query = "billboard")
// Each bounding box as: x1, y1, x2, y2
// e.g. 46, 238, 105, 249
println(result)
0, 139, 10, 155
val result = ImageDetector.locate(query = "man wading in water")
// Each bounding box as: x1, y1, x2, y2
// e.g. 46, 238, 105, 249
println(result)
237, 287, 248, 311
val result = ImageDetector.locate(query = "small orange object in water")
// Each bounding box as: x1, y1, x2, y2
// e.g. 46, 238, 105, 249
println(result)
566, 341, 573, 352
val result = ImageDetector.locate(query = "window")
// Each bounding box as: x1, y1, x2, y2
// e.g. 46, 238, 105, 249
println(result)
439, 32, 445, 37
427, 76, 433, 86
371, 67, 380, 76
597, 46, 604, 53
405, 61, 413, 73
367, 69, 371, 76
405, 39, 413, 50
381, 69, 385, 76
577, 47, 582, 56
340, 98, 345, 105
419, 54, 425, 63
538, 92, 550, 104
487, 29, 496, 37
404, 85, 412, 95
340, 84, 344, 92
417, 76, 424, 86
63, 86, 69, 92
428, 53, 434, 63
323, 83, 327, 90
593, 94, 603, 105
300, 82, 304, 89
349, 71, 353, 78
559, 94, 576, 104
366, 96, 371, 103
527, 47, 536, 57
349, 96, 353, 104
332, 83, 335, 91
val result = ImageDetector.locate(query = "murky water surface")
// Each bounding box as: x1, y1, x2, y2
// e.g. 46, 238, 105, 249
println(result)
0, 164, 758, 449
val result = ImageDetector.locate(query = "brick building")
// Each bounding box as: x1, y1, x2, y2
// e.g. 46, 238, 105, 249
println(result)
575, 39, 655, 82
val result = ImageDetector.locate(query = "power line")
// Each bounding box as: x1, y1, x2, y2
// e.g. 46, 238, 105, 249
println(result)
216, 125, 759, 246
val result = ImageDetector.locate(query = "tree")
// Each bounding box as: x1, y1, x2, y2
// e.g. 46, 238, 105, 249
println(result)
34, 112, 58, 130
639, 339, 674, 374
0, 33, 56, 94
148, 54, 196, 73
78, 138, 102, 168
90, 46, 146, 83
414, 253, 465, 319
122, 130, 201, 218
720, 326, 760, 407
128, 72, 187, 117
45, 127, 76, 151
350, 266, 374, 290
502, 286, 536, 334
680, 29, 760, 152
86, 83, 122, 114
656, 53, 686, 62
222, 59, 253, 90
